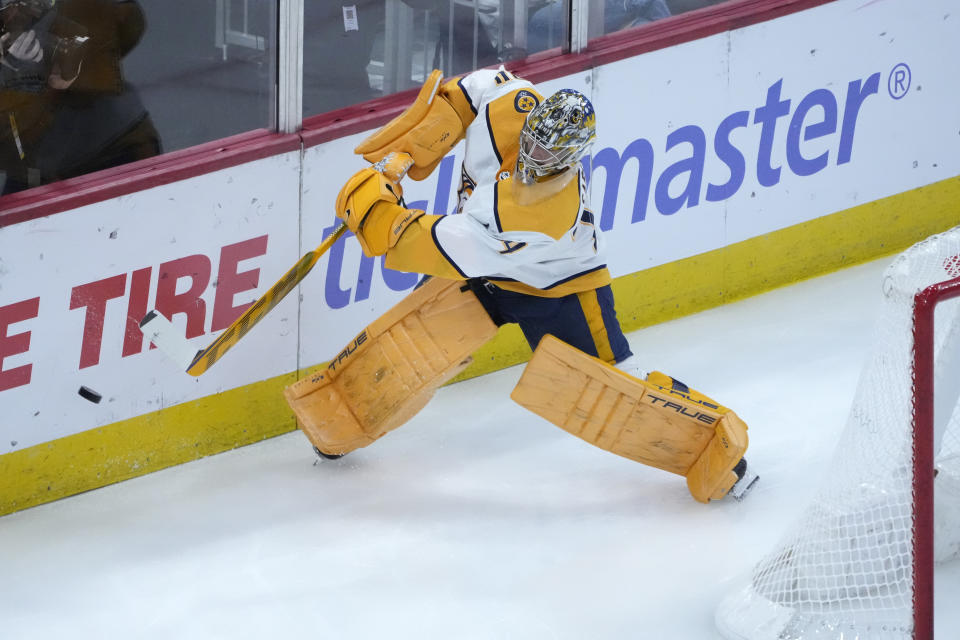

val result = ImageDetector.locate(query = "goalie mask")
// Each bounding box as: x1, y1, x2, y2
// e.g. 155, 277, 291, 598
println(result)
516, 89, 596, 185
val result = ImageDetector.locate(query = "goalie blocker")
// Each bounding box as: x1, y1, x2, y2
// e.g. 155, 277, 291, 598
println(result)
511, 335, 755, 503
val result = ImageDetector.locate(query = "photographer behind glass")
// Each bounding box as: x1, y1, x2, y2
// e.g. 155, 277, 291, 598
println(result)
1, 0, 88, 194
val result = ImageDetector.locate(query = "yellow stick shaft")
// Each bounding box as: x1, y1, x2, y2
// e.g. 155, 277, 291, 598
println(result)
169, 152, 412, 376
185, 223, 347, 376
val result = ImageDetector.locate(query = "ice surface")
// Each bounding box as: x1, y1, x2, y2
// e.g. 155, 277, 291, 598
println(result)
1, 258, 957, 639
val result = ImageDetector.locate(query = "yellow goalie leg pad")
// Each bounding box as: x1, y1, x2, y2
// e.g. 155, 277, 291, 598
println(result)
284, 278, 498, 456
354, 69, 466, 181
510, 335, 749, 503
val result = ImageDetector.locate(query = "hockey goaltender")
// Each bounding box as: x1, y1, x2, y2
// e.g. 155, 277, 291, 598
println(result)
284, 67, 759, 503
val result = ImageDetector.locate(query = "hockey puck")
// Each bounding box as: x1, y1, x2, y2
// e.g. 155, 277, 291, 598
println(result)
78, 386, 102, 404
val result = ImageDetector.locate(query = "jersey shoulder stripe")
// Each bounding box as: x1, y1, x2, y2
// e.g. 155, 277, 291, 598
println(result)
484, 102, 505, 167
455, 76, 479, 115
456, 68, 519, 116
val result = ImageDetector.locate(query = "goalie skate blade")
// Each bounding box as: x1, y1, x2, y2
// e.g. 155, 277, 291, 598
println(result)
139, 310, 202, 372
729, 468, 760, 501
313, 446, 345, 461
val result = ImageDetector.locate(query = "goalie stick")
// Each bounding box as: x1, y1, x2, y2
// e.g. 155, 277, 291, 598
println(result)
140, 153, 413, 376
140, 223, 347, 376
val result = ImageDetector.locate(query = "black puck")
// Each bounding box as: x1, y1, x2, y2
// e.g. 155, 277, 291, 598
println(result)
78, 386, 102, 404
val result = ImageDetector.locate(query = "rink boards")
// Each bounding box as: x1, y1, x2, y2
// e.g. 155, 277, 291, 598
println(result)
1, 0, 959, 515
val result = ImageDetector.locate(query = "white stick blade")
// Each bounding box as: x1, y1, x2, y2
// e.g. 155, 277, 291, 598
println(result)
140, 310, 200, 372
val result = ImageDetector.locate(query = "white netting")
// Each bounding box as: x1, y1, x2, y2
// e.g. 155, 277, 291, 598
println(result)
716, 226, 960, 640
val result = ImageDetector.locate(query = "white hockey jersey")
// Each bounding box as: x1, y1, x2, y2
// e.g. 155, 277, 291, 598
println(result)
385, 68, 611, 298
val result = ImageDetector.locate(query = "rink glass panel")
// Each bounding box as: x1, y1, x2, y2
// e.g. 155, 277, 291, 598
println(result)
124, 0, 279, 153
301, 0, 568, 120
582, 0, 736, 48
0, 0, 278, 197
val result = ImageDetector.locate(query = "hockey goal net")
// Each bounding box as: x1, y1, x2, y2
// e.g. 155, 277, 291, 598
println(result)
716, 225, 960, 640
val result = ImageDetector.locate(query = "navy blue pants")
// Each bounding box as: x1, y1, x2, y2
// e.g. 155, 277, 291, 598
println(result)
473, 281, 633, 364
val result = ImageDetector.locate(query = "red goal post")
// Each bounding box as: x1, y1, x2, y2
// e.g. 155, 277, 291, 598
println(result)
912, 270, 960, 640
716, 226, 960, 640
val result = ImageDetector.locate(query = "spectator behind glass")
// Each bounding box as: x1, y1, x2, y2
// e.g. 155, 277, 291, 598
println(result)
29, 0, 161, 190
1, 0, 89, 194
303, 1, 385, 117
528, 0, 672, 52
